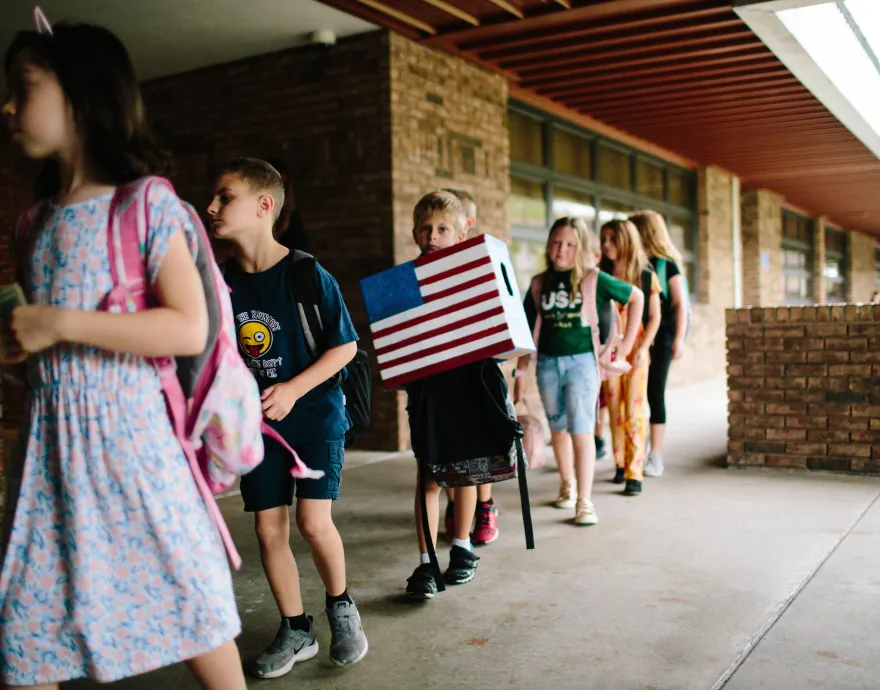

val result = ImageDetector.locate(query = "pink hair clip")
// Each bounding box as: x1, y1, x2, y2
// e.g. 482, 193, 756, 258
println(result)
34, 6, 53, 36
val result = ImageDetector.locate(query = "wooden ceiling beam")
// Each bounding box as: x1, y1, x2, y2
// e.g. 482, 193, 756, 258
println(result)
484, 0, 524, 19
511, 29, 755, 76
419, 0, 479, 26
554, 0, 572, 8
628, 108, 834, 129
610, 100, 824, 128
353, 0, 437, 34
427, 0, 725, 46
565, 76, 799, 111
478, 5, 733, 59
525, 46, 769, 90
591, 91, 816, 127
497, 19, 745, 70
542, 62, 786, 99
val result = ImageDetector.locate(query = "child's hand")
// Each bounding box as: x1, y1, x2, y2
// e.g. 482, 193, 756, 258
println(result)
8, 305, 63, 358
632, 346, 649, 367
261, 380, 303, 421
672, 337, 685, 360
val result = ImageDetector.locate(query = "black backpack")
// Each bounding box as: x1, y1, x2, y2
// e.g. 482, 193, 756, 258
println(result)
286, 251, 372, 448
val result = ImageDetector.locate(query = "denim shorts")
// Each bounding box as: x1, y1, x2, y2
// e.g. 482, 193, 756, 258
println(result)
536, 353, 600, 435
240, 437, 344, 512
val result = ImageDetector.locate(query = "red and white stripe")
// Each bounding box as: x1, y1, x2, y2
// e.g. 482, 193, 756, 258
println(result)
371, 236, 518, 388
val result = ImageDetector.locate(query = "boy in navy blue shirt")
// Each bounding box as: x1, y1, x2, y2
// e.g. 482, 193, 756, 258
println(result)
208, 159, 368, 678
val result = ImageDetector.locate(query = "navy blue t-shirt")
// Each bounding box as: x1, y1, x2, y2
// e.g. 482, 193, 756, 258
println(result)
224, 254, 359, 445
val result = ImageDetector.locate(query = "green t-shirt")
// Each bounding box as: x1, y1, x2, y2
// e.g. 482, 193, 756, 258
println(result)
524, 270, 633, 356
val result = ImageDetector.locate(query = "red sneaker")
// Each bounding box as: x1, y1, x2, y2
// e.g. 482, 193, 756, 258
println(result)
471, 500, 499, 546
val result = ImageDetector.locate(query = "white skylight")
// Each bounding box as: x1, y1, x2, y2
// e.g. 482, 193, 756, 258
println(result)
778, 2, 880, 137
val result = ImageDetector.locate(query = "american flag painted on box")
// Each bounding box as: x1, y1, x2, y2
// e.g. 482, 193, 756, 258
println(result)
360, 234, 535, 389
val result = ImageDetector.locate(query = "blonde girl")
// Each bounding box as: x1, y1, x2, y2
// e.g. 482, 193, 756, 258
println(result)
629, 210, 688, 477
514, 217, 643, 525
599, 220, 661, 496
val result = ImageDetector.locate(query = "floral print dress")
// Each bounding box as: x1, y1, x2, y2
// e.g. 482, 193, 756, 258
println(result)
0, 185, 240, 685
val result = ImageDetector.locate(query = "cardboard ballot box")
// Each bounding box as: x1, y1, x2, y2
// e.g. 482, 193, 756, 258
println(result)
360, 234, 536, 390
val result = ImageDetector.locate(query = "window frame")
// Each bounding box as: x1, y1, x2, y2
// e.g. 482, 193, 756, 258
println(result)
508, 101, 699, 297
824, 227, 847, 304
781, 210, 814, 306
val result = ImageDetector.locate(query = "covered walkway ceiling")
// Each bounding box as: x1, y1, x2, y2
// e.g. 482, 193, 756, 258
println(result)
322, 0, 880, 235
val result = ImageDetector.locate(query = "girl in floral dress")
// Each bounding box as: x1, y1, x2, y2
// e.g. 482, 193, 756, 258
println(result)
0, 18, 245, 689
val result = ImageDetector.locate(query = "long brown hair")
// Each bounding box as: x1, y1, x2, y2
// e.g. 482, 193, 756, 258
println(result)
5, 24, 171, 196
629, 210, 683, 266
544, 216, 598, 298
599, 219, 648, 286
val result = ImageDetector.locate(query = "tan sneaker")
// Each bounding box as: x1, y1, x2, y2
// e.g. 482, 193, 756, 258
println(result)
575, 499, 598, 526
553, 479, 576, 509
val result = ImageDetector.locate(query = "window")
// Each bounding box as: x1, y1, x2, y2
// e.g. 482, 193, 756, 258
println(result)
667, 169, 692, 207
552, 128, 591, 178
875, 243, 880, 286
636, 159, 665, 201
824, 228, 847, 303
781, 211, 813, 305
551, 187, 596, 226
509, 177, 546, 229
598, 198, 634, 226
597, 145, 631, 190
508, 102, 698, 296
509, 110, 544, 166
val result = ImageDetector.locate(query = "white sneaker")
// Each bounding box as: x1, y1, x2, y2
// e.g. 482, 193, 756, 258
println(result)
553, 479, 576, 509
644, 451, 664, 477
575, 499, 598, 526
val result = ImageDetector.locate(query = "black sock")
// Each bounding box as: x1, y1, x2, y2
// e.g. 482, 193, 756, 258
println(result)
326, 589, 353, 609
479, 498, 494, 506
285, 613, 310, 632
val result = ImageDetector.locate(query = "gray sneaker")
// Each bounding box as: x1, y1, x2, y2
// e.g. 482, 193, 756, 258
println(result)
253, 617, 319, 679
326, 600, 369, 666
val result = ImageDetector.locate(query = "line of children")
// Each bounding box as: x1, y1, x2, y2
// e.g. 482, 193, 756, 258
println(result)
599, 220, 661, 496
440, 188, 500, 547
207, 159, 368, 677
514, 218, 644, 525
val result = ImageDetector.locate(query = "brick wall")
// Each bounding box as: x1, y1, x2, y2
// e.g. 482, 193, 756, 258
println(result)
741, 189, 783, 308
848, 231, 876, 303
387, 33, 510, 449
726, 304, 880, 473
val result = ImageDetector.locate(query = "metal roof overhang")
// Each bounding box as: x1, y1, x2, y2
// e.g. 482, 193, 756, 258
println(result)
320, 0, 880, 236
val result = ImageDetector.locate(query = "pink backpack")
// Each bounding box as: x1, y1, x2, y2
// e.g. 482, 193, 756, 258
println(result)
528, 269, 631, 382
15, 177, 321, 569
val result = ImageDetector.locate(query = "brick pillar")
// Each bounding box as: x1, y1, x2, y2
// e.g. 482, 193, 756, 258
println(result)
388, 33, 510, 450
813, 216, 827, 305
847, 231, 877, 303
740, 189, 783, 307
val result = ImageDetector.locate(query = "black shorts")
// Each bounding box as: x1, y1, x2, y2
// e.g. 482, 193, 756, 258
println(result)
240, 436, 344, 512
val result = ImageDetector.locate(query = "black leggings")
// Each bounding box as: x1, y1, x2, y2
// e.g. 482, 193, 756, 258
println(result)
647, 345, 674, 425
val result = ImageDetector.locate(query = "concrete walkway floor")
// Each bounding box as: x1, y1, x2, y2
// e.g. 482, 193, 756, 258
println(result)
69, 378, 880, 690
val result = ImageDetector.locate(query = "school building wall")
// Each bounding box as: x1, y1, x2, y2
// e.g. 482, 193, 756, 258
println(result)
1, 29, 879, 459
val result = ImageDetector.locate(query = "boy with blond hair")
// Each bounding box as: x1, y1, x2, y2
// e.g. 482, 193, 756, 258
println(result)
208, 158, 368, 677
439, 188, 500, 546
404, 190, 482, 598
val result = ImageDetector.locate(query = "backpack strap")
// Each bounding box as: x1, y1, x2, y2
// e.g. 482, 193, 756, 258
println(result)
580, 268, 604, 386
286, 251, 324, 359
525, 273, 544, 365
640, 268, 654, 328
655, 258, 669, 300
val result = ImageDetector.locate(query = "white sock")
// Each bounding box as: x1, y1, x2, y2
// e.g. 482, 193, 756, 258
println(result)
420, 553, 431, 565
452, 537, 473, 552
